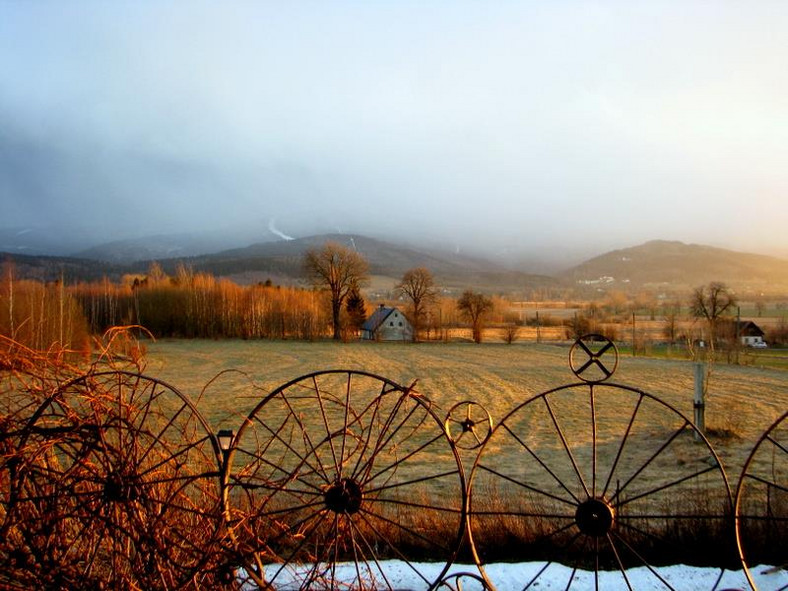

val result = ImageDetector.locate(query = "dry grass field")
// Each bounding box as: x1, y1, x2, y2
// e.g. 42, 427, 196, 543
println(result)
144, 338, 787, 488
142, 338, 787, 569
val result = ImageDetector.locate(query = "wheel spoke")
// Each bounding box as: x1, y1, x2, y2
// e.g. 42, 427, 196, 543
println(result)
605, 533, 634, 590
522, 561, 553, 590
602, 394, 644, 498
354, 509, 433, 587
501, 422, 582, 504
365, 433, 445, 485
477, 462, 578, 508
617, 464, 720, 507
764, 433, 788, 456
277, 392, 334, 484
338, 373, 353, 478
590, 386, 597, 497
234, 443, 326, 494
608, 529, 678, 590
137, 433, 213, 478
263, 508, 329, 587
253, 412, 331, 487
353, 396, 416, 482
543, 395, 590, 498
347, 516, 390, 590
365, 494, 463, 515
349, 381, 399, 478
610, 419, 691, 504
743, 472, 788, 494
313, 375, 341, 478
359, 505, 452, 553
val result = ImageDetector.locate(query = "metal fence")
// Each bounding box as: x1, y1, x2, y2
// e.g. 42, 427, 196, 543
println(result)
0, 336, 784, 590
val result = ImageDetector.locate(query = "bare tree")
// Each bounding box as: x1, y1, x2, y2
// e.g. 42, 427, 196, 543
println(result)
501, 323, 519, 344
303, 242, 369, 340
689, 282, 737, 350
395, 267, 437, 342
457, 290, 493, 343
661, 300, 681, 345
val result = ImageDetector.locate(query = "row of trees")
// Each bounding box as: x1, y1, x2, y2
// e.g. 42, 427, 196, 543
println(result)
303, 243, 767, 350
1, 241, 774, 351
303, 242, 498, 343
0, 266, 90, 355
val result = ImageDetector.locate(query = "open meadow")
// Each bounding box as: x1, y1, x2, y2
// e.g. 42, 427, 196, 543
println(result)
144, 338, 787, 497
142, 339, 788, 580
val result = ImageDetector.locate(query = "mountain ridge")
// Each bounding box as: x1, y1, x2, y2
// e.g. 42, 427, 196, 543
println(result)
561, 239, 788, 294
2, 236, 786, 296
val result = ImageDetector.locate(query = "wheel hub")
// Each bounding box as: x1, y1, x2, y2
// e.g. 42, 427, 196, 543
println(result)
575, 497, 615, 537
324, 478, 364, 514
104, 470, 141, 503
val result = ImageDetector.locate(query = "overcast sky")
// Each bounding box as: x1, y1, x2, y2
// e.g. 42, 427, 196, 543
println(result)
1, 1, 786, 259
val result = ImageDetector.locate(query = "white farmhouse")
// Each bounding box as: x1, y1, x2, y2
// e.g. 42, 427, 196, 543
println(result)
737, 320, 767, 347
361, 305, 413, 342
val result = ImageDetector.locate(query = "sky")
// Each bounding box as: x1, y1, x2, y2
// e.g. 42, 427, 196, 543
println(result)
1, 1, 787, 261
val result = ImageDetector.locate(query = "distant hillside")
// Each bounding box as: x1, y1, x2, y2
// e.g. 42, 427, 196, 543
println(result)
74, 229, 279, 264
561, 240, 788, 294
0, 252, 127, 283
159, 234, 556, 293
7, 237, 786, 298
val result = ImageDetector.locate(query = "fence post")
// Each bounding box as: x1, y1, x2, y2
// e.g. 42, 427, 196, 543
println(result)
693, 362, 705, 441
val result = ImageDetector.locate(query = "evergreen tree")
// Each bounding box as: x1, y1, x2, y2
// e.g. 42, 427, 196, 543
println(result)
345, 284, 367, 336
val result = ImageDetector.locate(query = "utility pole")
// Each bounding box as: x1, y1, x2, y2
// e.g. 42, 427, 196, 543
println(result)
735, 306, 741, 364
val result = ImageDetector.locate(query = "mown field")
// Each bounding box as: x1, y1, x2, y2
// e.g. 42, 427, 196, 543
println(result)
144, 338, 787, 484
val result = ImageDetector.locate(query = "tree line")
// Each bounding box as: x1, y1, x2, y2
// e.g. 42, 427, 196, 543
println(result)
1, 262, 331, 350
3, 244, 785, 353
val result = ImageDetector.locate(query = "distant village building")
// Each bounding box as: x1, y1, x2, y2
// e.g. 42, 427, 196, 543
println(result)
736, 320, 766, 347
361, 305, 413, 342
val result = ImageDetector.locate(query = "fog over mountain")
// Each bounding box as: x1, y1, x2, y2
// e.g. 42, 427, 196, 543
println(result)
2, 2, 786, 262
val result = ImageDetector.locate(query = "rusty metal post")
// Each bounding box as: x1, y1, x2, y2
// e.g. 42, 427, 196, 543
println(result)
694, 362, 705, 441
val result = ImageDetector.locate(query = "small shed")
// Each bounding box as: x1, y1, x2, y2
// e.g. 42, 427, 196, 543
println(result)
361, 305, 413, 342
737, 320, 766, 347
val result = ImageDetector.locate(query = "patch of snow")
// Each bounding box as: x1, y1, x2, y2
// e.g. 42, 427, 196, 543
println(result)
268, 218, 294, 241
238, 561, 785, 590
578, 276, 615, 285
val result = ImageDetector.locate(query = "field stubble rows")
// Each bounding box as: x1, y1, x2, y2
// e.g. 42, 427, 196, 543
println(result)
145, 339, 787, 489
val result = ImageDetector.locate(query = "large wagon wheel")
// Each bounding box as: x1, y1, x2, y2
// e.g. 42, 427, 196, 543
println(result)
224, 370, 467, 590
0, 379, 45, 536
4, 370, 227, 590
469, 378, 735, 590
735, 411, 787, 591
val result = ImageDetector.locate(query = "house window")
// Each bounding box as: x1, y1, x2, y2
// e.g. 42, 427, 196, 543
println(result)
389, 322, 394, 327
399, 322, 403, 327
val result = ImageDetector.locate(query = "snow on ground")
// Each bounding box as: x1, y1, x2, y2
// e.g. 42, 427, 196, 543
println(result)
245, 561, 787, 590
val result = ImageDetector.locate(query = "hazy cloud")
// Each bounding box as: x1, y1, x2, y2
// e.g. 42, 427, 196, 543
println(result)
1, 1, 786, 258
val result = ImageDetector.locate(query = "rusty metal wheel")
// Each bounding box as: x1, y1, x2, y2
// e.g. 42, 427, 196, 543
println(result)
469, 381, 735, 590
224, 370, 466, 590
0, 382, 43, 536
445, 401, 493, 451
5, 370, 226, 590
735, 410, 787, 591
